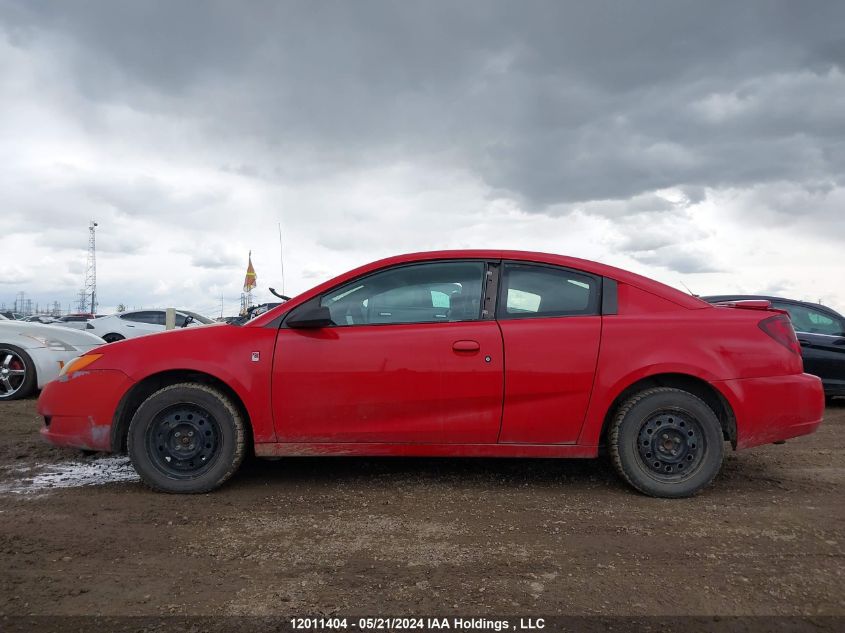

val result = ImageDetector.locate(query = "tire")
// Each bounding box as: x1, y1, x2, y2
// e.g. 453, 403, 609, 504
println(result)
102, 333, 125, 343
127, 383, 245, 493
0, 344, 37, 401
609, 387, 725, 498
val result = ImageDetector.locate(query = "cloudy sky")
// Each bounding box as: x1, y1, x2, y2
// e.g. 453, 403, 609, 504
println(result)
1, 1, 843, 317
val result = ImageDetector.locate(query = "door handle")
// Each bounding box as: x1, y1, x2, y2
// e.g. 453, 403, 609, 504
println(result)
452, 340, 480, 352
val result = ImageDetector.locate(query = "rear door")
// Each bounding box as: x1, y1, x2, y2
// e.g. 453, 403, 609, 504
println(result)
496, 262, 602, 444
273, 260, 504, 444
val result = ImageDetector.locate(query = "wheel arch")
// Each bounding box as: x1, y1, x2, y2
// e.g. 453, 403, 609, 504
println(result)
110, 369, 254, 454
599, 373, 737, 449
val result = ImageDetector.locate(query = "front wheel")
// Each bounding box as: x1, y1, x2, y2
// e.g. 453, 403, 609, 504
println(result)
609, 387, 725, 498
127, 383, 245, 493
0, 345, 37, 400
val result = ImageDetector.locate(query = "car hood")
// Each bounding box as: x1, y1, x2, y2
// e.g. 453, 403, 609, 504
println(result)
0, 321, 104, 346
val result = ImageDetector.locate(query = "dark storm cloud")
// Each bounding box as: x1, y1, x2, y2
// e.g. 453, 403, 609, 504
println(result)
3, 0, 844, 214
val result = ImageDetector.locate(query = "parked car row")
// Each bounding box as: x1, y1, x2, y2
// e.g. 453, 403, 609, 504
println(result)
0, 308, 216, 400
3, 312, 96, 327
86, 310, 214, 342
224, 302, 282, 325
24, 315, 60, 324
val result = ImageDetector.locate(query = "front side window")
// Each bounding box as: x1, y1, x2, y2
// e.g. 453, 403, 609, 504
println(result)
774, 303, 845, 336
498, 263, 599, 319
321, 261, 486, 326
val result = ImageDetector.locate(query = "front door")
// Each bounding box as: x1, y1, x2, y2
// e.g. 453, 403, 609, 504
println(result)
272, 260, 504, 444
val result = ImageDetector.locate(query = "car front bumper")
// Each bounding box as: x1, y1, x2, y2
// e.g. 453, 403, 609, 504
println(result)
716, 373, 825, 450
37, 369, 134, 451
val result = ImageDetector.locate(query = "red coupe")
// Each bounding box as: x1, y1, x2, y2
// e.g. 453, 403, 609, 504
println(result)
38, 251, 824, 497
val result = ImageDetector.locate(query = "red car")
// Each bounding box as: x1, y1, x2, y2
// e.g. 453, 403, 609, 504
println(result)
38, 250, 824, 497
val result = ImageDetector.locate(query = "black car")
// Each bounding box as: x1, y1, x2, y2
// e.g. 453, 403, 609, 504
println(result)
703, 295, 845, 399
225, 302, 283, 325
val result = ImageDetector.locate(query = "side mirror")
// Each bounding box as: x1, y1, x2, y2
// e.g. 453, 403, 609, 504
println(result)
287, 305, 334, 329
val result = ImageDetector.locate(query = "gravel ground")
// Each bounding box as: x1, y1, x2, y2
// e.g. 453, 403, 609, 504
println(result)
0, 397, 842, 620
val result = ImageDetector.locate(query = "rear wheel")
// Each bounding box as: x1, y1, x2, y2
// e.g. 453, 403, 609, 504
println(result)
127, 383, 245, 493
609, 387, 724, 498
102, 333, 125, 343
0, 345, 37, 400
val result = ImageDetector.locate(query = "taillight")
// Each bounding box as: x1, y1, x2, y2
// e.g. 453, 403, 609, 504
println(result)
758, 314, 801, 355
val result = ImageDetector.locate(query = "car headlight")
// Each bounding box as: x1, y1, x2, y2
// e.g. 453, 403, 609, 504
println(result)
19, 334, 77, 352
58, 354, 103, 377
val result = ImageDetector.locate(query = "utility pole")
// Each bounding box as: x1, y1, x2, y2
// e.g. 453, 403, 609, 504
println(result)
77, 220, 98, 314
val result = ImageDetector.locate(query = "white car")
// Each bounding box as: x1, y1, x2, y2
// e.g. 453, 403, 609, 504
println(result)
85, 309, 215, 343
0, 314, 105, 401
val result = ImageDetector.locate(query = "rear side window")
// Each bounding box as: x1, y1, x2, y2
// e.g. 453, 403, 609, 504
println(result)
773, 303, 845, 336
498, 263, 599, 319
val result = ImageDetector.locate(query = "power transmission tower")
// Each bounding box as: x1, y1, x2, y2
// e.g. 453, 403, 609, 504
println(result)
77, 220, 98, 314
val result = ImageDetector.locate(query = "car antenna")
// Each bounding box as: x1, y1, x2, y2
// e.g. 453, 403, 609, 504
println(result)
278, 222, 285, 297
679, 280, 697, 297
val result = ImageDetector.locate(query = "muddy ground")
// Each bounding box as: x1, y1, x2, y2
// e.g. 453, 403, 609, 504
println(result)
0, 397, 842, 621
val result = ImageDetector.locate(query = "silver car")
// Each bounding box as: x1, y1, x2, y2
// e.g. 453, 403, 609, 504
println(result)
0, 314, 105, 400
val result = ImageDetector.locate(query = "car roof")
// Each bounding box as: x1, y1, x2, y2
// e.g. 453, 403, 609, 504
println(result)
248, 249, 709, 327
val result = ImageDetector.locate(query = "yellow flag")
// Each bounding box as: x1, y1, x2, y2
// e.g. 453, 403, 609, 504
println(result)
243, 252, 257, 292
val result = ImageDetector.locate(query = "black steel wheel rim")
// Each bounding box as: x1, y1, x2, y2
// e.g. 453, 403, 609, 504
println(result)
146, 404, 222, 479
636, 409, 705, 481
